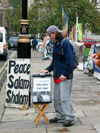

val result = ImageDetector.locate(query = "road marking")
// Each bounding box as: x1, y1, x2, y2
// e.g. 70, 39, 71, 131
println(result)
0, 61, 8, 73
10, 51, 17, 58
0, 51, 17, 73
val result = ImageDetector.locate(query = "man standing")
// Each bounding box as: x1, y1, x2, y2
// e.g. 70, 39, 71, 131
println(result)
32, 37, 38, 51
41, 25, 75, 127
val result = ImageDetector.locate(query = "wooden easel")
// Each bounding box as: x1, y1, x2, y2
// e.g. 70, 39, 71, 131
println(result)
33, 103, 50, 126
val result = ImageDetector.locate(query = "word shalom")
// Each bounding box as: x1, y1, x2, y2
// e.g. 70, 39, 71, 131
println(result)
6, 90, 28, 105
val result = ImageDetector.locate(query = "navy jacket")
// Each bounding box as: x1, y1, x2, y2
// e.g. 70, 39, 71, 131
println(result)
46, 38, 74, 79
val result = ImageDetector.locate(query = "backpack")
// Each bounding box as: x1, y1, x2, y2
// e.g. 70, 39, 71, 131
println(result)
61, 38, 79, 70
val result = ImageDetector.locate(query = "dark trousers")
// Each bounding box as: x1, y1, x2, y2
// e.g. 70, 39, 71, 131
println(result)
33, 45, 36, 51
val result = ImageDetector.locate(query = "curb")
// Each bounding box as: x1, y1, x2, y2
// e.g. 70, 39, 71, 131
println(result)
0, 80, 6, 122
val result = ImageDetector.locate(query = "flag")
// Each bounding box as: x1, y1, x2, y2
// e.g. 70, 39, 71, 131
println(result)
78, 23, 82, 41
75, 12, 78, 42
76, 12, 78, 26
62, 7, 69, 37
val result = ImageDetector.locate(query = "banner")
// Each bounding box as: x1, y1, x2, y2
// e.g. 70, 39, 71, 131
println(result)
62, 7, 69, 37
75, 12, 78, 42
78, 23, 82, 41
5, 59, 30, 108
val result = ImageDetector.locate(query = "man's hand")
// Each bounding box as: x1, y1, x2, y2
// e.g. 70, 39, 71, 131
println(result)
40, 70, 49, 73
59, 75, 67, 81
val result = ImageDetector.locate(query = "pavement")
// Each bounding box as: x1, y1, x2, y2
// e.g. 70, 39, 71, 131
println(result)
0, 50, 100, 133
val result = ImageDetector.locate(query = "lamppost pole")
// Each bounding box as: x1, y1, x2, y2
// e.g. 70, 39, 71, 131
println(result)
17, 0, 31, 58
22, 0, 27, 19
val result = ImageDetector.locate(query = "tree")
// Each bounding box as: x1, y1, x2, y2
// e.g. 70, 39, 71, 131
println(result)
28, 0, 62, 34
29, 0, 100, 34
8, 0, 21, 8
28, 0, 39, 34
6, 0, 100, 35
5, 0, 22, 35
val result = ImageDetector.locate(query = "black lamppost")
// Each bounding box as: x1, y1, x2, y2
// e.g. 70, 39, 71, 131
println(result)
17, 0, 31, 58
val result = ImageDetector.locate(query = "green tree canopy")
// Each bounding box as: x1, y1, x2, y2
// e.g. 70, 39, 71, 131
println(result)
8, 0, 21, 8
6, 0, 100, 35
5, 0, 22, 35
28, 0, 100, 34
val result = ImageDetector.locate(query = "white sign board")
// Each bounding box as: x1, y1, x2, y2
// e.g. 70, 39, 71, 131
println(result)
33, 77, 52, 103
5, 59, 30, 108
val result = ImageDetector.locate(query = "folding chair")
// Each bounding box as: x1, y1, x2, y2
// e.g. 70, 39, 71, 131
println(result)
32, 74, 52, 126
33, 103, 50, 126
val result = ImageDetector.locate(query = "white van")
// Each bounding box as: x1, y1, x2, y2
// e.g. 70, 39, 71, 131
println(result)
0, 27, 8, 60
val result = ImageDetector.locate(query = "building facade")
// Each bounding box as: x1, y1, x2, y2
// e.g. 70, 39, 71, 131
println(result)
0, 0, 9, 28
90, 0, 100, 12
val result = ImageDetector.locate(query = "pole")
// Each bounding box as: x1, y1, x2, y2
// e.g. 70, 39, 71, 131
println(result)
17, 0, 31, 58
75, 11, 78, 43
22, 0, 27, 19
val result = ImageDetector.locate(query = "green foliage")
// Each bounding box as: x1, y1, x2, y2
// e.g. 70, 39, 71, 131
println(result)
8, 0, 21, 8
28, 0, 100, 34
5, 1, 22, 34
6, 0, 100, 35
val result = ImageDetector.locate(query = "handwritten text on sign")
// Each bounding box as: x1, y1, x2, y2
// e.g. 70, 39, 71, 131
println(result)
5, 59, 30, 108
33, 78, 51, 92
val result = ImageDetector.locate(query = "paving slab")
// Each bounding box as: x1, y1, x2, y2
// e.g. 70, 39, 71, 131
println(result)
79, 115, 100, 124
73, 110, 85, 117
47, 125, 97, 133
74, 104, 100, 111
93, 125, 100, 133
2, 112, 37, 122
0, 120, 35, 130
83, 110, 100, 117
4, 107, 35, 115
0, 128, 46, 133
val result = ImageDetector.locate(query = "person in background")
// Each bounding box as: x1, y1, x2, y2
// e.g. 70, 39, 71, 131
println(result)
41, 25, 75, 127
32, 37, 38, 51
90, 53, 100, 68
46, 42, 51, 55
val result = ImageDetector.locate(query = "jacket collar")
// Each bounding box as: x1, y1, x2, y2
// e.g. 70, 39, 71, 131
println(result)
55, 37, 64, 46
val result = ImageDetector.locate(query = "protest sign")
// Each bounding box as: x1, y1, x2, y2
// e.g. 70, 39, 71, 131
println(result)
5, 59, 30, 108
32, 77, 52, 103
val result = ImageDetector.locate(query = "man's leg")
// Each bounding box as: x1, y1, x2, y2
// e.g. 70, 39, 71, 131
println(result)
54, 83, 65, 121
60, 80, 75, 121
33, 45, 35, 51
34, 45, 36, 51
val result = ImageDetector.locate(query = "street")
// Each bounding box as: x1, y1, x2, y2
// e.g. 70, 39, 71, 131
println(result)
0, 51, 100, 133
0, 50, 17, 91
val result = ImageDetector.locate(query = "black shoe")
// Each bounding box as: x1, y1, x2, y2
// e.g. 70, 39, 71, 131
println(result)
49, 117, 60, 123
63, 120, 74, 127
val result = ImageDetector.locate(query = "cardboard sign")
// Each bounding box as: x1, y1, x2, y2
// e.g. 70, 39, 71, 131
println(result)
33, 77, 52, 103
5, 59, 30, 108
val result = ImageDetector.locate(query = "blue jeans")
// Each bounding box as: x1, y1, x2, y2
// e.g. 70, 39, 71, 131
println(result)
54, 79, 75, 121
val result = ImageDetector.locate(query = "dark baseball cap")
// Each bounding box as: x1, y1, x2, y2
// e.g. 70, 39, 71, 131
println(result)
46, 25, 63, 34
